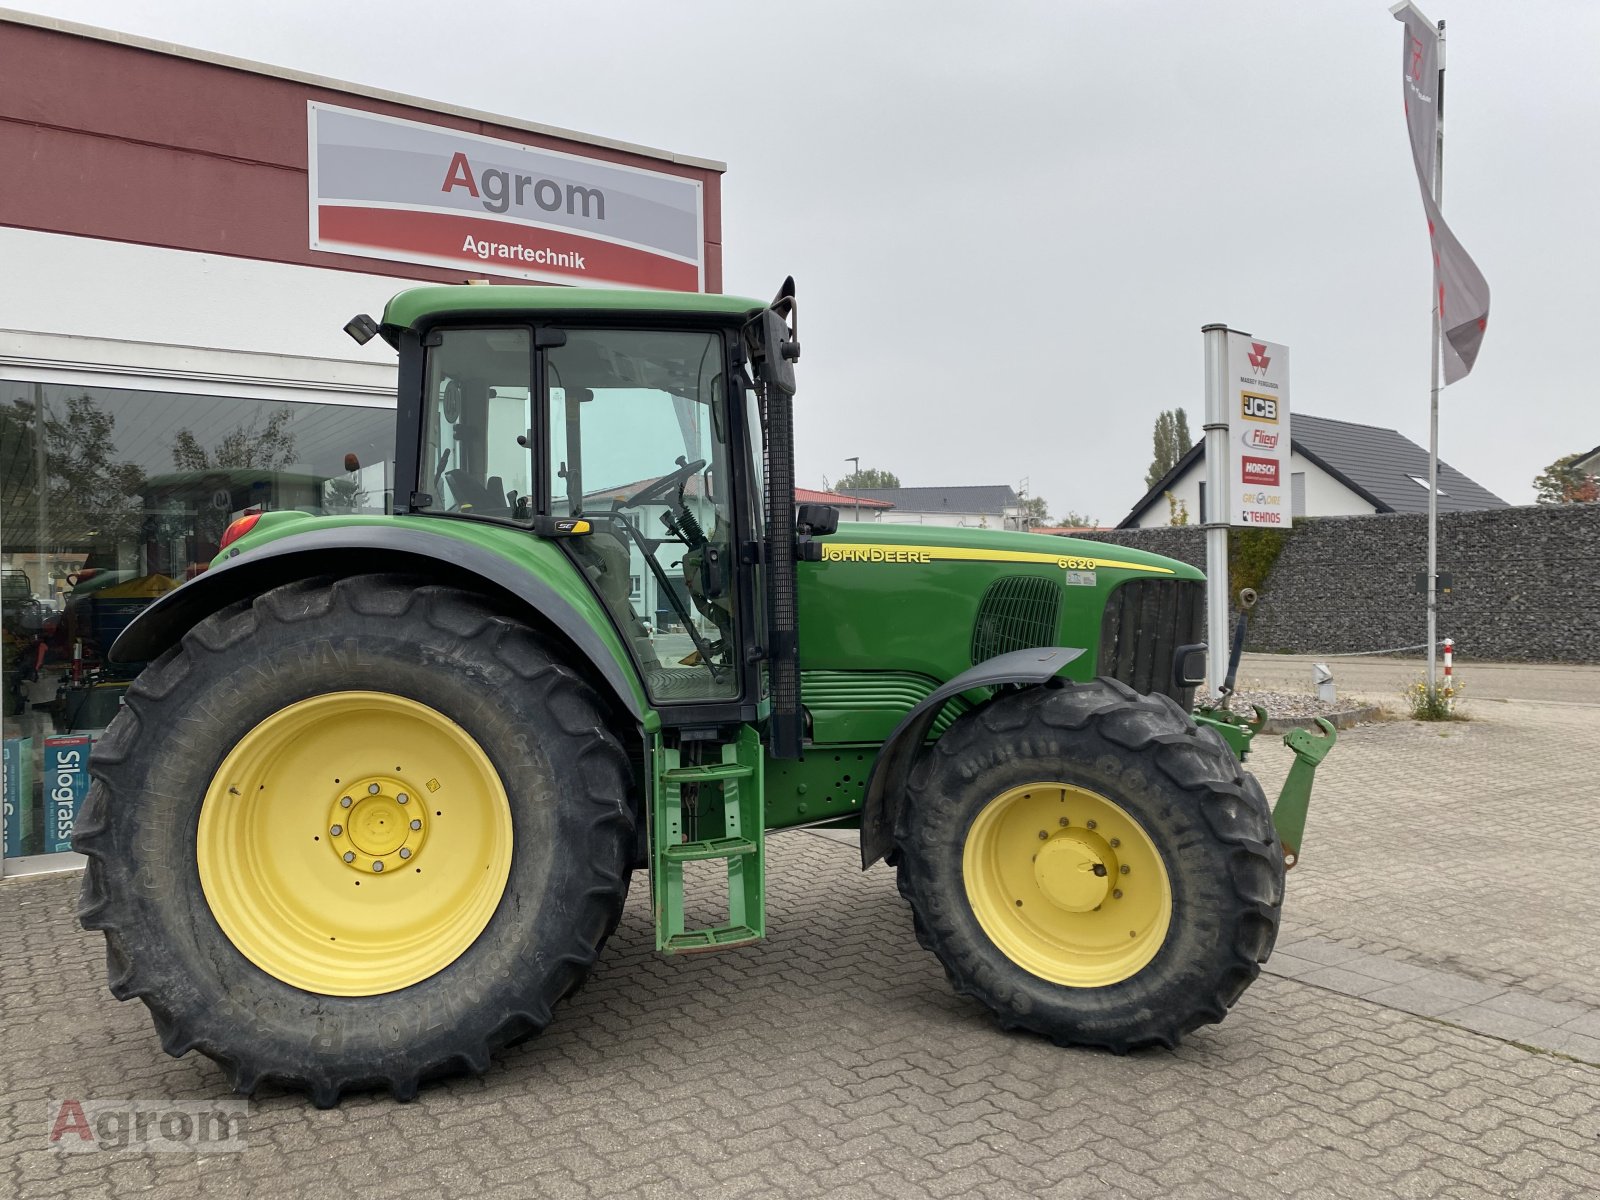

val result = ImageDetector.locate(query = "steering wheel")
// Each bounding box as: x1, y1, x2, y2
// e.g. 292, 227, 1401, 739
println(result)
617, 457, 706, 511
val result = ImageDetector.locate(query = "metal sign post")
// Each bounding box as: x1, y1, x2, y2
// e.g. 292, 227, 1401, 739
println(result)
1201, 324, 1233, 698
1201, 325, 1292, 698
1425, 18, 1446, 696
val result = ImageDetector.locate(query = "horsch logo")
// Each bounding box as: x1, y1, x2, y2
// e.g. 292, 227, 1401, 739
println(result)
1241, 455, 1280, 487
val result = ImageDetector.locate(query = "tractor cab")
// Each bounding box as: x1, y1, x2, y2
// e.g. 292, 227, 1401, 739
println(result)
386, 287, 796, 731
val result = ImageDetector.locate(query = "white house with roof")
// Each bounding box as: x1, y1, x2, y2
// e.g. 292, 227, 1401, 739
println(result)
832, 484, 1022, 528
1119, 414, 1508, 529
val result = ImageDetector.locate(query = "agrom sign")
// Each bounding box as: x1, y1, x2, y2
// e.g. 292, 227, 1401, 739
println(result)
308, 104, 705, 291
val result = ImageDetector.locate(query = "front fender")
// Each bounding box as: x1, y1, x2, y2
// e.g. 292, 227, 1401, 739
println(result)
110, 523, 647, 721
858, 646, 1085, 868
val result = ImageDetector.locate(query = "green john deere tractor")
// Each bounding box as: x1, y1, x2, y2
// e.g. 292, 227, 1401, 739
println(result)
77, 280, 1333, 1106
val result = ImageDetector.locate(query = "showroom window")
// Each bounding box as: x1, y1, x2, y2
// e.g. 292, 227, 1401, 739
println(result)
1, 380, 394, 866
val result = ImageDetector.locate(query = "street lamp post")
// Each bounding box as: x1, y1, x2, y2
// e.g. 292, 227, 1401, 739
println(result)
845, 456, 860, 522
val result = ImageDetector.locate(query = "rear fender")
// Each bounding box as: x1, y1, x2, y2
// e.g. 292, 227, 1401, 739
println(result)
857, 647, 1085, 868
110, 524, 647, 722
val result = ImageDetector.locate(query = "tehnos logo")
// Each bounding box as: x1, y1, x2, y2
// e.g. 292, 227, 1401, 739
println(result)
1241, 455, 1280, 487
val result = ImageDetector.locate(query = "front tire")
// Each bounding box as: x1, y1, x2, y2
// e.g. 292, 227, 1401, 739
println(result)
75, 574, 634, 1105
894, 678, 1284, 1051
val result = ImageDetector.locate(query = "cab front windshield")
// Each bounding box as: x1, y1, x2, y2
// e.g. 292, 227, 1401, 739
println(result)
549, 329, 738, 701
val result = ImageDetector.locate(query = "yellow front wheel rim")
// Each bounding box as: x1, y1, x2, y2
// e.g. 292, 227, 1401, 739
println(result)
198, 691, 513, 996
963, 782, 1172, 987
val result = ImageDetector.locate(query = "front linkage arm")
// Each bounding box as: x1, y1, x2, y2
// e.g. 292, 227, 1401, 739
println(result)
1193, 707, 1337, 871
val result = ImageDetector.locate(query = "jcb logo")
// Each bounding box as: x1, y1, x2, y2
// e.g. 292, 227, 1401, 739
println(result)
1241, 392, 1278, 423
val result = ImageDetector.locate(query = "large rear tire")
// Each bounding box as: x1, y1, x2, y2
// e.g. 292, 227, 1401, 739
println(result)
75, 574, 634, 1106
894, 678, 1283, 1051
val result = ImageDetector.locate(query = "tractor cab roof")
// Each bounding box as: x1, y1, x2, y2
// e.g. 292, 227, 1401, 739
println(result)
379, 285, 769, 345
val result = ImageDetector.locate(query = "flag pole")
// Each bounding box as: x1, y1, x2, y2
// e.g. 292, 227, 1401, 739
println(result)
1426, 17, 1445, 696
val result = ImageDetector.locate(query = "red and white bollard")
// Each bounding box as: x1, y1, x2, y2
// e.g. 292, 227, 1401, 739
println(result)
1443, 637, 1455, 710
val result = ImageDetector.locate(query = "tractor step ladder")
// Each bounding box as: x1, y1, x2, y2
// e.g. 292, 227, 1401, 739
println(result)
651, 726, 765, 953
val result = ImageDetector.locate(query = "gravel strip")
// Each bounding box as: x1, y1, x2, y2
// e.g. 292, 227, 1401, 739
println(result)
1202, 688, 1381, 722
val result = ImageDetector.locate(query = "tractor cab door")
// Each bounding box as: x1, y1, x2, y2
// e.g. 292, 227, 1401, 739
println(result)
542, 328, 762, 719
410, 321, 766, 723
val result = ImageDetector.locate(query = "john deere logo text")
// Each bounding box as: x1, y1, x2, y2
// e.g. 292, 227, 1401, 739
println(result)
1247, 342, 1271, 372
1241, 392, 1279, 422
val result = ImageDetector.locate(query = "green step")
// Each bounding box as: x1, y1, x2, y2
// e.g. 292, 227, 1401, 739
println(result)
650, 726, 765, 954
662, 763, 755, 783
663, 925, 762, 953
663, 836, 758, 862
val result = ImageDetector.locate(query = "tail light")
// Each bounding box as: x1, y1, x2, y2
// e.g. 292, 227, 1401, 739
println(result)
220, 510, 263, 551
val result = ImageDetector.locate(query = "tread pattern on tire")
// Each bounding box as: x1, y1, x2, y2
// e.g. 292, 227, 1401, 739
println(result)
893, 677, 1284, 1053
75, 574, 635, 1106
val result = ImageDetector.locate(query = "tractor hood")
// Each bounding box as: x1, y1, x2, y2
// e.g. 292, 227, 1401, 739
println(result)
815, 522, 1203, 581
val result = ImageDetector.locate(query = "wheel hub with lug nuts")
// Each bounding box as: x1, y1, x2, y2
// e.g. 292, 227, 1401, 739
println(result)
963, 781, 1173, 987
327, 778, 427, 874
1033, 835, 1111, 913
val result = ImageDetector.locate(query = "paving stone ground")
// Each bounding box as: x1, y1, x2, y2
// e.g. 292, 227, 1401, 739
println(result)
4, 694, 1600, 1198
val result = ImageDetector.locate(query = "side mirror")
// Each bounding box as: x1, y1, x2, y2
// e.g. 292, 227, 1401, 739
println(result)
796, 504, 838, 537
745, 278, 799, 397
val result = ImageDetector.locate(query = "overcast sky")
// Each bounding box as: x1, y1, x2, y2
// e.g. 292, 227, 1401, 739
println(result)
16, 0, 1598, 518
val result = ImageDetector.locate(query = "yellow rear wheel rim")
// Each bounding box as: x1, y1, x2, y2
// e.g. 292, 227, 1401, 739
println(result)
197, 691, 513, 996
963, 782, 1172, 987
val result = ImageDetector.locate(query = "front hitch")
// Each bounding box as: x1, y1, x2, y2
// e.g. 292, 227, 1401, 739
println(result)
1272, 718, 1336, 870
1195, 706, 1336, 871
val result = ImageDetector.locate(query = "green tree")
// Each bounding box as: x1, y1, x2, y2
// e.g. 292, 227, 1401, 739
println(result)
172, 408, 297, 471
1144, 408, 1193, 490
1532, 454, 1598, 504
1165, 492, 1189, 526
0, 393, 148, 558
1055, 509, 1098, 528
1018, 495, 1051, 528
837, 466, 900, 490
323, 476, 371, 512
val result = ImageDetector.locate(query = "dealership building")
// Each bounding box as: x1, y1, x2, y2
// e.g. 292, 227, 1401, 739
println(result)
0, 9, 726, 873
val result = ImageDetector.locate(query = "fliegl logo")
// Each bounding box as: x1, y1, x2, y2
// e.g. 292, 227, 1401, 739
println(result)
1240, 427, 1279, 451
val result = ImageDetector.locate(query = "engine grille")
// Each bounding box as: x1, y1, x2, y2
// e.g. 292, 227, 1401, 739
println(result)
971, 576, 1064, 665
1096, 578, 1205, 706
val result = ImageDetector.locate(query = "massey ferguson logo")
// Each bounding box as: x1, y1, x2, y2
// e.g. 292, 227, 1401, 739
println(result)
1247, 342, 1271, 373
1241, 427, 1279, 451
1241, 392, 1279, 422
1409, 35, 1425, 82
1241, 455, 1280, 487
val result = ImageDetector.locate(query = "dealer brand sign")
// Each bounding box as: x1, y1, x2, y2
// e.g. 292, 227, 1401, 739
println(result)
1226, 335, 1290, 527
308, 104, 705, 290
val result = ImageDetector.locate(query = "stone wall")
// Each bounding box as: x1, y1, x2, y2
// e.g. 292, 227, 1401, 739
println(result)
1073, 505, 1600, 663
